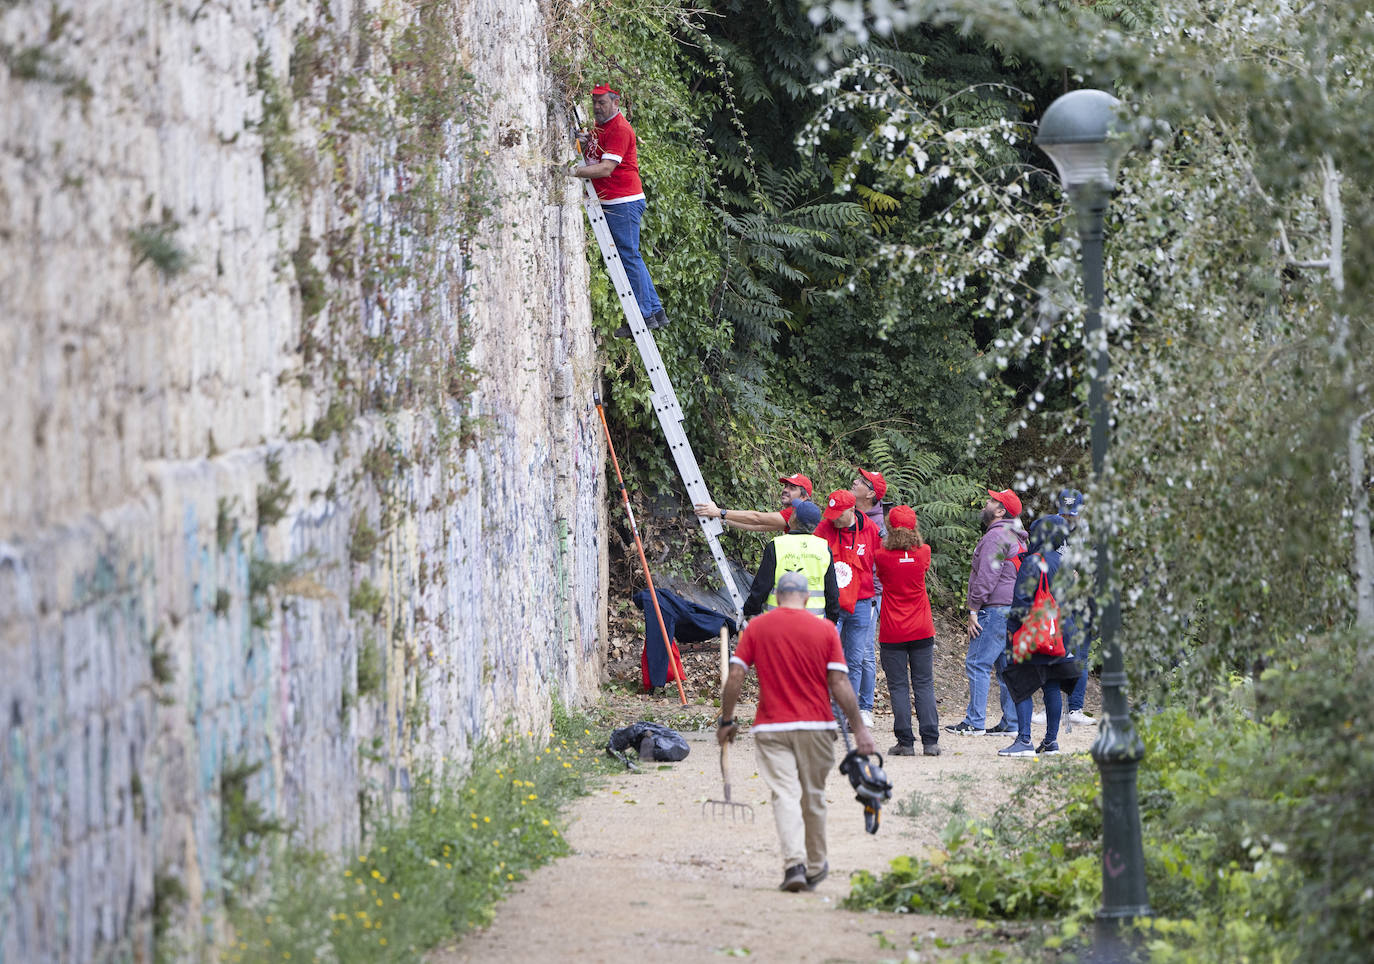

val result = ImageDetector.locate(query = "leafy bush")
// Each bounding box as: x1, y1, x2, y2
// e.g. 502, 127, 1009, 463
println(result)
846, 664, 1374, 963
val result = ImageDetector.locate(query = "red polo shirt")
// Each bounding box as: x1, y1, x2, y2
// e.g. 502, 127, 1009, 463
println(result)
588, 112, 644, 204
731, 607, 846, 731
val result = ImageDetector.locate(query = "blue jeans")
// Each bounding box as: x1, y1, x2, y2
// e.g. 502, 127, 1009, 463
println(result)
1017, 681, 1062, 745
838, 597, 877, 712
964, 606, 1016, 729
601, 199, 663, 320
1066, 621, 1090, 711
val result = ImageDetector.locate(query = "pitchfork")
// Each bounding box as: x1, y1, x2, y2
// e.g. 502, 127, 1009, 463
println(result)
703, 626, 754, 822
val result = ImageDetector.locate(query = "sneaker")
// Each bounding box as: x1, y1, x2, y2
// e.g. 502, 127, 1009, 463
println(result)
985, 720, 1017, 735
888, 743, 916, 756
1068, 710, 1097, 726
805, 862, 829, 890
997, 740, 1036, 758
1031, 711, 1046, 725
923, 744, 942, 757
647, 308, 670, 330
780, 863, 808, 892
860, 710, 875, 728
944, 721, 985, 737
1036, 740, 1061, 755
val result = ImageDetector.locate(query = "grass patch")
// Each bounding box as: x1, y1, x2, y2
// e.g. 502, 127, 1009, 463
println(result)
224, 710, 605, 962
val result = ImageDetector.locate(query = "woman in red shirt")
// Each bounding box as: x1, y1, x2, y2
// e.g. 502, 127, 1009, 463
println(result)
874, 505, 941, 756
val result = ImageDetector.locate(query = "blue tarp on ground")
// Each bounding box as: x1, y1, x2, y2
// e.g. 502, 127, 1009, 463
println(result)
632, 587, 738, 688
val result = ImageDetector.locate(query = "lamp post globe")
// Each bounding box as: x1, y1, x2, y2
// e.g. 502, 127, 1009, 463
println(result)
1036, 89, 1152, 957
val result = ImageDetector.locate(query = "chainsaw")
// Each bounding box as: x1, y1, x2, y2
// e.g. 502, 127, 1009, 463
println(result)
832, 702, 893, 834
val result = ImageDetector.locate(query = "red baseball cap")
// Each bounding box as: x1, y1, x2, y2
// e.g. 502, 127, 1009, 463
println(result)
591, 84, 620, 96
778, 473, 813, 498
888, 504, 917, 530
857, 468, 887, 501
988, 488, 1022, 517
821, 489, 856, 521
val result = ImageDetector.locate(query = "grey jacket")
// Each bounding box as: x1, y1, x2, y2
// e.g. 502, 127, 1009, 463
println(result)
966, 519, 1027, 611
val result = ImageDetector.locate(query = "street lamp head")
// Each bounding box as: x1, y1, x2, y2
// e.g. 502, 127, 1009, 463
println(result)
1035, 89, 1131, 193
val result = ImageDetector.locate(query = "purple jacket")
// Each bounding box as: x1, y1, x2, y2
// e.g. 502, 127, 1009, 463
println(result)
966, 519, 1027, 611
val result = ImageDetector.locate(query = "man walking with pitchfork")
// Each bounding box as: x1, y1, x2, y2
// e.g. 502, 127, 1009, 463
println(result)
718, 572, 875, 892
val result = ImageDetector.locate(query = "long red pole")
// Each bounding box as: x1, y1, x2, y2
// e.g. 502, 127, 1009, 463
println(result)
594, 393, 688, 705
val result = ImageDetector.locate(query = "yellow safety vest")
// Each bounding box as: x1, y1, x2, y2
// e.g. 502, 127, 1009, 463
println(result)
765, 534, 832, 617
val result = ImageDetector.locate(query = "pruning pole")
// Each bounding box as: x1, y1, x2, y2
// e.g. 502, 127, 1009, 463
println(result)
594, 392, 688, 706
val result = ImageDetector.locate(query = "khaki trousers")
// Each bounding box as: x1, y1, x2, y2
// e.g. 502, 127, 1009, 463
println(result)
753, 729, 835, 875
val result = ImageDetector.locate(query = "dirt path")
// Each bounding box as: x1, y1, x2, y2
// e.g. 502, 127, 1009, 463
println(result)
433, 692, 1101, 964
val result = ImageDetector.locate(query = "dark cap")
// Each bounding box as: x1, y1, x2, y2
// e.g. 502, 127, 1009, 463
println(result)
790, 498, 822, 529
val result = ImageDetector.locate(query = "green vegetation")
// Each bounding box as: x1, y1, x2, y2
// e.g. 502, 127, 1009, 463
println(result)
220, 759, 287, 885
848, 658, 1374, 961
128, 222, 190, 278
349, 516, 380, 563
255, 452, 291, 529
357, 634, 384, 694
222, 713, 607, 963
350, 580, 384, 622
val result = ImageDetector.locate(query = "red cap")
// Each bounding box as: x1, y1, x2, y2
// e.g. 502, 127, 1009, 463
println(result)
888, 505, 916, 530
857, 468, 887, 501
988, 488, 1022, 517
821, 489, 856, 521
591, 84, 620, 97
778, 473, 813, 498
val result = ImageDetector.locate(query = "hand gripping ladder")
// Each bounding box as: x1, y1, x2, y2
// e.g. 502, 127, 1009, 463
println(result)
578, 177, 745, 625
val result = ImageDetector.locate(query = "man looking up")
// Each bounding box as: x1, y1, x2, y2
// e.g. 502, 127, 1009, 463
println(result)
694, 473, 813, 533
945, 489, 1026, 737
573, 84, 668, 334
742, 499, 840, 623
718, 571, 875, 892
815, 490, 881, 728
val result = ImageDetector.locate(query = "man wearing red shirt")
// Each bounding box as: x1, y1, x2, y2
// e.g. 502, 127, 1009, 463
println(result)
573, 85, 668, 333
718, 571, 875, 892
815, 489, 881, 728
693, 471, 813, 533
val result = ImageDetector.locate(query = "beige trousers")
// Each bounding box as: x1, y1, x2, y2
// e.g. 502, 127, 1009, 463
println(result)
753, 729, 835, 875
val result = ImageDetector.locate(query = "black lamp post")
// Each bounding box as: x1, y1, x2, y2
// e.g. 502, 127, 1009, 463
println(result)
1035, 89, 1151, 955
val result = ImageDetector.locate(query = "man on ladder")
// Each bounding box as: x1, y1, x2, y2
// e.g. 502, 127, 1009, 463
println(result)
573, 84, 669, 335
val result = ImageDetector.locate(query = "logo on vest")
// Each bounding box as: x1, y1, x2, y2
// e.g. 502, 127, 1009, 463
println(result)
834, 561, 853, 588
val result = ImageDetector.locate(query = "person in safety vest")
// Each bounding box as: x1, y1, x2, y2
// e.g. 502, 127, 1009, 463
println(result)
694, 472, 814, 533
742, 499, 840, 623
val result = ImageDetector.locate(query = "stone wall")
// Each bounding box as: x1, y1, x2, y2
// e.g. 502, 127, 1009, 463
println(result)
0, 0, 605, 960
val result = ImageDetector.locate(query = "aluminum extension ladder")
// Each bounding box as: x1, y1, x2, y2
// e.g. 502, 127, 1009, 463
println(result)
579, 179, 745, 624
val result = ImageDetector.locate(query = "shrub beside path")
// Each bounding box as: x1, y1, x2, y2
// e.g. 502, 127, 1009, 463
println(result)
431, 693, 1101, 963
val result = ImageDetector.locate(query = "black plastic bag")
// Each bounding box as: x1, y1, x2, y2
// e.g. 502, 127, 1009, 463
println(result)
606, 721, 691, 762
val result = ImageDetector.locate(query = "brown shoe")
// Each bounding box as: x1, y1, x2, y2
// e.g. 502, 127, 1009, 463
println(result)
887, 743, 916, 756
923, 744, 942, 757
779, 863, 808, 892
